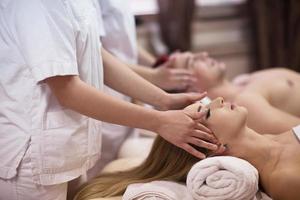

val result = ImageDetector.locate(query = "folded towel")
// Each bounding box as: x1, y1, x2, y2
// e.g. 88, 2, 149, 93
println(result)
186, 156, 259, 200
254, 192, 272, 200
122, 181, 193, 200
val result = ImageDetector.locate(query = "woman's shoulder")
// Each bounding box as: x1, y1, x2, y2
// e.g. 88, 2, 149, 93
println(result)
268, 167, 300, 200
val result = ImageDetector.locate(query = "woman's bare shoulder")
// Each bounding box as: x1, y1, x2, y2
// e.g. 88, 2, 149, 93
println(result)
268, 168, 300, 200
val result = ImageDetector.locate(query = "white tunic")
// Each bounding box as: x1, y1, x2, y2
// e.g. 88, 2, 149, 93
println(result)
100, 0, 138, 63
93, 0, 139, 171
0, 0, 104, 185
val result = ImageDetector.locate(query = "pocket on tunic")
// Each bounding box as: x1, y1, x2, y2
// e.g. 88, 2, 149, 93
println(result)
44, 109, 86, 129
39, 109, 89, 171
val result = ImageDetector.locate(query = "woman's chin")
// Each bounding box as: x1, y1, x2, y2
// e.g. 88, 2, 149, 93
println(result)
238, 106, 248, 114
238, 106, 248, 127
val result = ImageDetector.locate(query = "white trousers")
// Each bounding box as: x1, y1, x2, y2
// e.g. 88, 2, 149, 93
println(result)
0, 148, 67, 200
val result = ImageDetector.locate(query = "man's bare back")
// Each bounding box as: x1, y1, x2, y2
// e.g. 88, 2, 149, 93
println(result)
181, 52, 300, 134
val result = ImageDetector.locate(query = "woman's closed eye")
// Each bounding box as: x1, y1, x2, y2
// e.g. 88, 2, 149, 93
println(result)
197, 105, 210, 119
197, 105, 202, 112
205, 109, 211, 119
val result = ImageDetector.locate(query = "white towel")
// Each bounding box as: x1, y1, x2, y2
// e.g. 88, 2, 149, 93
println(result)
122, 181, 193, 200
254, 191, 272, 200
186, 156, 259, 200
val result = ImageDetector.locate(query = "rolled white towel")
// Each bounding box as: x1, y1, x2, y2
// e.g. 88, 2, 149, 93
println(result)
122, 181, 193, 200
254, 191, 273, 200
187, 156, 259, 200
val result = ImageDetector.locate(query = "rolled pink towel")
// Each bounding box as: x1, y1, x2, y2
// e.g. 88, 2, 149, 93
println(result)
187, 156, 259, 200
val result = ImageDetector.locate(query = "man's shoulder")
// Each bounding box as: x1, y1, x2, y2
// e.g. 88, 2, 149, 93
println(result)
234, 92, 265, 106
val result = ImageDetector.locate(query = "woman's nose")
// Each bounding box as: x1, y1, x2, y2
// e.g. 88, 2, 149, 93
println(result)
209, 97, 224, 109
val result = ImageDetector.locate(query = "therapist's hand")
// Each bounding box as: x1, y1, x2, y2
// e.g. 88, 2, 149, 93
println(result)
169, 51, 194, 69
153, 58, 197, 91
155, 110, 218, 159
161, 92, 207, 110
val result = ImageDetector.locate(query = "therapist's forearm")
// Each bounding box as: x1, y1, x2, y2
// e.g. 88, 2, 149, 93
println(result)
102, 48, 169, 109
129, 64, 157, 85
137, 45, 156, 66
46, 76, 161, 131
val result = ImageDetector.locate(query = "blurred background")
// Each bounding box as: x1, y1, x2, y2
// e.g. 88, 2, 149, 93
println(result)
129, 0, 300, 80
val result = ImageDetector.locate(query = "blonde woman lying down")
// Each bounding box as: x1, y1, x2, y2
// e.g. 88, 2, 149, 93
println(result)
74, 97, 300, 200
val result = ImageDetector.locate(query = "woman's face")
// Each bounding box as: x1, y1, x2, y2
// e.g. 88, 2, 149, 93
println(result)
185, 97, 248, 142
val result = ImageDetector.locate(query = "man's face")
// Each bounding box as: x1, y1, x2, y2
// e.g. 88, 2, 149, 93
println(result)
171, 52, 227, 91
191, 53, 227, 90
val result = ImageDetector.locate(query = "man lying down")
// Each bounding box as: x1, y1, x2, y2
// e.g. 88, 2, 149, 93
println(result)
170, 52, 300, 134
74, 98, 300, 200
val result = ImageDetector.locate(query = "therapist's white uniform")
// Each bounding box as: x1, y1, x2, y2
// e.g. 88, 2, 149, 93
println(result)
0, 0, 105, 199
94, 0, 139, 171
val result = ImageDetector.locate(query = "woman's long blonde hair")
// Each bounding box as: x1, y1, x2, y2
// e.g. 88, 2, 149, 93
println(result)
74, 136, 208, 200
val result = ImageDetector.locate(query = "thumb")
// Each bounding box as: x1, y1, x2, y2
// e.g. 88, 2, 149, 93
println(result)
194, 52, 208, 59
185, 110, 204, 120
163, 56, 176, 68
187, 92, 207, 102
169, 50, 180, 59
